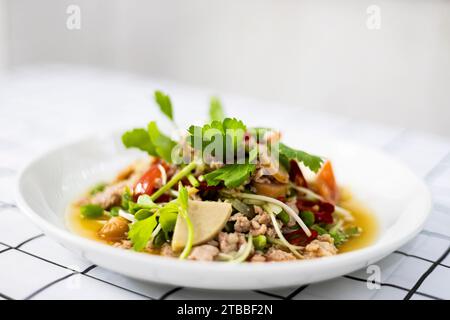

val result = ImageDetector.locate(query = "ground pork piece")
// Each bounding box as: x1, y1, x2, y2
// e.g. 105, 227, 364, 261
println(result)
112, 240, 132, 249
188, 245, 220, 261
254, 212, 271, 225
250, 220, 267, 236
304, 234, 338, 258
207, 240, 219, 247
160, 243, 177, 257
266, 227, 277, 238
86, 180, 129, 209
218, 232, 246, 253
254, 205, 264, 215
250, 252, 267, 262
230, 213, 251, 233
265, 247, 296, 262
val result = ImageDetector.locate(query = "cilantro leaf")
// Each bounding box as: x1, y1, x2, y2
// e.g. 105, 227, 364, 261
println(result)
154, 90, 173, 121
122, 128, 157, 156
128, 214, 157, 251
209, 97, 225, 122
158, 202, 178, 238
204, 163, 256, 188
278, 143, 323, 173
188, 118, 246, 163
147, 121, 177, 163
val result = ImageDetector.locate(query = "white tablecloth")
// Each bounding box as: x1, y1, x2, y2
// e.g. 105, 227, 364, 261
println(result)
0, 66, 449, 300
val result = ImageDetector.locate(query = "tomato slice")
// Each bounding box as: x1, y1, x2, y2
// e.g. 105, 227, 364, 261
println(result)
315, 160, 339, 204
133, 164, 162, 201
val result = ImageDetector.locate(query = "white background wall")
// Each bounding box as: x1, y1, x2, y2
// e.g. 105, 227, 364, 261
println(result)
1, 0, 450, 137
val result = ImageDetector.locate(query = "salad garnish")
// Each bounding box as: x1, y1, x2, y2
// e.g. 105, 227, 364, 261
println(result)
75, 90, 365, 263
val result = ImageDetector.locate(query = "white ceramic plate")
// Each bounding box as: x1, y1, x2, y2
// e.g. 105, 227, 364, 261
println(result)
15, 130, 431, 290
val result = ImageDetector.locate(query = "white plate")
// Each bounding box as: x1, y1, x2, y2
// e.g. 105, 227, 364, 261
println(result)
15, 130, 431, 290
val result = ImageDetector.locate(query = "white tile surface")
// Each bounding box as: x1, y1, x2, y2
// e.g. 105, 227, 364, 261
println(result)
399, 233, 450, 261
348, 253, 431, 289
0, 171, 16, 204
19, 236, 92, 272
0, 68, 448, 300
423, 209, 450, 237
87, 267, 177, 299
0, 250, 71, 299
292, 277, 406, 300
30, 274, 147, 300
384, 131, 450, 178
0, 208, 42, 247
427, 165, 450, 190
417, 266, 450, 300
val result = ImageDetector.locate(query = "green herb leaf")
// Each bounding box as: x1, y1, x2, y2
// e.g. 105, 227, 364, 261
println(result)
80, 204, 104, 219
137, 194, 159, 210
121, 187, 132, 210
109, 207, 121, 217
311, 224, 327, 235
204, 163, 256, 188
147, 121, 177, 163
209, 96, 225, 122
134, 209, 152, 221
154, 90, 173, 121
89, 183, 106, 195
329, 229, 348, 247
128, 214, 158, 251
188, 118, 247, 163
122, 128, 157, 156
158, 202, 178, 238
278, 143, 323, 173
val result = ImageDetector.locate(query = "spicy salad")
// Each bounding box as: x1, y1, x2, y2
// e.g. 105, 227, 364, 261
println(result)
71, 91, 368, 263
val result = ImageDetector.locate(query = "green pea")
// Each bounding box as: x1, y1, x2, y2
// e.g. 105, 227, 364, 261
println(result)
80, 204, 104, 219
252, 235, 267, 250
277, 210, 290, 224
300, 210, 315, 227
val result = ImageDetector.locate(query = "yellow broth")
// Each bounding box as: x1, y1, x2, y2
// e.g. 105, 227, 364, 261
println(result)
67, 189, 378, 254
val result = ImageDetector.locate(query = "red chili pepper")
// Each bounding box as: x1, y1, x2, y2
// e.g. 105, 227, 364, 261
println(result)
285, 229, 318, 246
289, 160, 308, 188
296, 199, 334, 224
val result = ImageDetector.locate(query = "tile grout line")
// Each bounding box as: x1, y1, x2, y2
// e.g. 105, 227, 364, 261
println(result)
404, 246, 450, 300
15, 234, 44, 249
286, 285, 309, 300
0, 292, 14, 300
344, 275, 411, 293
159, 287, 183, 300
253, 290, 285, 300
24, 273, 76, 300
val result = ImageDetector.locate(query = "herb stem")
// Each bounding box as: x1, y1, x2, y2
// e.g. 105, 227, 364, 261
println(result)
187, 173, 200, 187
178, 206, 194, 260
150, 162, 197, 201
